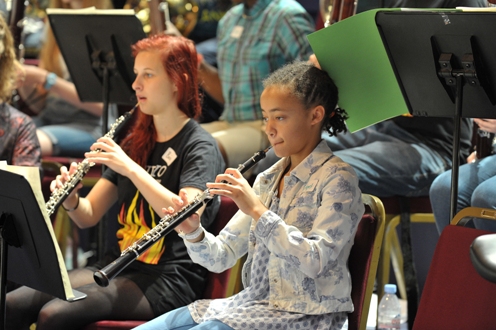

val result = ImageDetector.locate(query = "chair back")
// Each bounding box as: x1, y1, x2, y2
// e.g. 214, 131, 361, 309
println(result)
348, 194, 385, 330
413, 225, 496, 330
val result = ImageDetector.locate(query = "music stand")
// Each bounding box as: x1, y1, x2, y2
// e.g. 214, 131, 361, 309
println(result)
308, 8, 496, 328
373, 9, 496, 219
47, 9, 147, 258
0, 169, 86, 330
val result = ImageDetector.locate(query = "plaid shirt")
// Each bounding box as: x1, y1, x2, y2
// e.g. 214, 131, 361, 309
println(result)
217, 0, 314, 122
0, 103, 41, 167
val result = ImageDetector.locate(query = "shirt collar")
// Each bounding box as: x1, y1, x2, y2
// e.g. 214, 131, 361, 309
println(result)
263, 140, 334, 183
243, 0, 273, 19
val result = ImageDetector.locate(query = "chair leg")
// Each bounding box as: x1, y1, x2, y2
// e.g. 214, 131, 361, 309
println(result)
377, 213, 436, 301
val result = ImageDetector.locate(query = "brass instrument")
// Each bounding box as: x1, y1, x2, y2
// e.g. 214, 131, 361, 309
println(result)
127, 0, 199, 36
93, 146, 272, 287
45, 106, 137, 216
320, 0, 358, 27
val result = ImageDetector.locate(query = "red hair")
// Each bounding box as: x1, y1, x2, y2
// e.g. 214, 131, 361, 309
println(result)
120, 35, 201, 167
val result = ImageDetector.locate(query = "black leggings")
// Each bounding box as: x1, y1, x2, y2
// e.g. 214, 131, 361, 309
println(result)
6, 268, 155, 330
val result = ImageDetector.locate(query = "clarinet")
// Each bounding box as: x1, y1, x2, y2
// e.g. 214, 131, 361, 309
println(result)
45, 105, 137, 217
93, 146, 272, 287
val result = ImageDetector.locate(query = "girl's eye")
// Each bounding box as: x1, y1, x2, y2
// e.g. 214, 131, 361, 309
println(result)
276, 117, 284, 121
262, 117, 268, 123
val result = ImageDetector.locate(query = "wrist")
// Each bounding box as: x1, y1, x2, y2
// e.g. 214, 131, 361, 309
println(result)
180, 224, 204, 242
43, 72, 57, 90
62, 194, 80, 212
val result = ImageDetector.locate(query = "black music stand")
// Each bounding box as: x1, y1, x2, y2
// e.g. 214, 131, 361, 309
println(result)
0, 169, 86, 330
376, 10, 496, 328
309, 8, 496, 329
47, 10, 146, 132
47, 10, 146, 258
374, 9, 496, 222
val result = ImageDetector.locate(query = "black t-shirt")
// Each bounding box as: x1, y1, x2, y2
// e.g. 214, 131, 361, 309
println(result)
99, 119, 225, 315
103, 119, 224, 264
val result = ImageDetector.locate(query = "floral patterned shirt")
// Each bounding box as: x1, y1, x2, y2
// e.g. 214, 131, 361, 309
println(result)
0, 103, 40, 167
184, 140, 364, 327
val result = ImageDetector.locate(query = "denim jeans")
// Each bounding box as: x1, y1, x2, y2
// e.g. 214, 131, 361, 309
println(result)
36, 125, 96, 158
255, 121, 450, 197
429, 153, 496, 233
133, 306, 234, 330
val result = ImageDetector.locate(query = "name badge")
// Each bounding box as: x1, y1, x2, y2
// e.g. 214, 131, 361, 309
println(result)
162, 147, 177, 166
231, 25, 243, 39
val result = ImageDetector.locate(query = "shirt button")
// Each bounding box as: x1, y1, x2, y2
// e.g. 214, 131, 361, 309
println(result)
273, 279, 278, 283
274, 304, 279, 308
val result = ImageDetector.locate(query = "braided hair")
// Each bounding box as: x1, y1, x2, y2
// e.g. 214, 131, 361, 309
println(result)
262, 61, 348, 137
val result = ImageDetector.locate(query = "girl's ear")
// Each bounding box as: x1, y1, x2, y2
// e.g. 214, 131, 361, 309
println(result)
174, 73, 189, 92
310, 105, 325, 126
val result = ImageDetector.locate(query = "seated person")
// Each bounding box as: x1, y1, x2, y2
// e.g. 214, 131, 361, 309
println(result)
198, 0, 315, 168
134, 61, 364, 330
255, 0, 485, 198
16, 0, 115, 158
0, 15, 40, 167
6, 34, 224, 329
430, 118, 496, 233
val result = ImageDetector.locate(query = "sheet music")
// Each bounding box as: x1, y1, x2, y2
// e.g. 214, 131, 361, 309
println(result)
456, 7, 496, 11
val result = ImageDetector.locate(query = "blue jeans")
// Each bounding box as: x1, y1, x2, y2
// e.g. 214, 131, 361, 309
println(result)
133, 306, 234, 330
325, 121, 451, 197
37, 125, 96, 158
430, 153, 496, 233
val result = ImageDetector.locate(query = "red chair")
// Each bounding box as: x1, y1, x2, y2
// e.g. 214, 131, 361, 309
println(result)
83, 195, 240, 330
348, 194, 385, 330
413, 221, 496, 329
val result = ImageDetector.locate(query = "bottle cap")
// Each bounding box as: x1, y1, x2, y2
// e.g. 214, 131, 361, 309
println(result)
384, 284, 397, 294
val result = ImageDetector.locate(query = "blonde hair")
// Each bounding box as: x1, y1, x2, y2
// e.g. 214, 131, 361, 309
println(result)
0, 15, 17, 101
40, 0, 114, 76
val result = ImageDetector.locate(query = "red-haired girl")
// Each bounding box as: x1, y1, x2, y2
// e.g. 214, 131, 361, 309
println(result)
6, 34, 224, 330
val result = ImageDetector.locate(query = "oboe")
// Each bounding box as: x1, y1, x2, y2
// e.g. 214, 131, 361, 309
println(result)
93, 146, 272, 287
45, 105, 137, 216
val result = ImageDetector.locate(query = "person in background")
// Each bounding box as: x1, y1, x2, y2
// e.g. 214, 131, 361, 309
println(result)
430, 118, 496, 233
0, 12, 41, 167
256, 0, 486, 199
198, 0, 315, 169
16, 0, 115, 158
6, 34, 224, 330
134, 61, 364, 330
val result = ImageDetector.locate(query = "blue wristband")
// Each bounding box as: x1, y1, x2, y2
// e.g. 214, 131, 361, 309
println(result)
44, 72, 57, 90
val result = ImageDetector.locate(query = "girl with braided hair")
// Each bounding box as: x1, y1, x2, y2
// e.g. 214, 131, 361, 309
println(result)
136, 61, 364, 330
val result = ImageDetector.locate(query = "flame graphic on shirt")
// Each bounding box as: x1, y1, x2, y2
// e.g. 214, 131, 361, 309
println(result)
116, 191, 165, 264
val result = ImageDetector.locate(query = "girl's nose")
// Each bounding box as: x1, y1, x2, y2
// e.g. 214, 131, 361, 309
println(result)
132, 77, 141, 91
265, 120, 275, 137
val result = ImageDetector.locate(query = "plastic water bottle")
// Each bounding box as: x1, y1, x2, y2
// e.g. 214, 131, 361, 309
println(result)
377, 284, 401, 330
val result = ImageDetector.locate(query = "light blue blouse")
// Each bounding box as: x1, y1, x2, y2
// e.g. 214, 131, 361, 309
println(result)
184, 140, 365, 328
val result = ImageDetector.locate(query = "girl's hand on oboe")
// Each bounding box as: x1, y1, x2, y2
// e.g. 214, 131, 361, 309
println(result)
50, 162, 82, 207
85, 137, 139, 177
168, 190, 202, 238
207, 168, 268, 221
